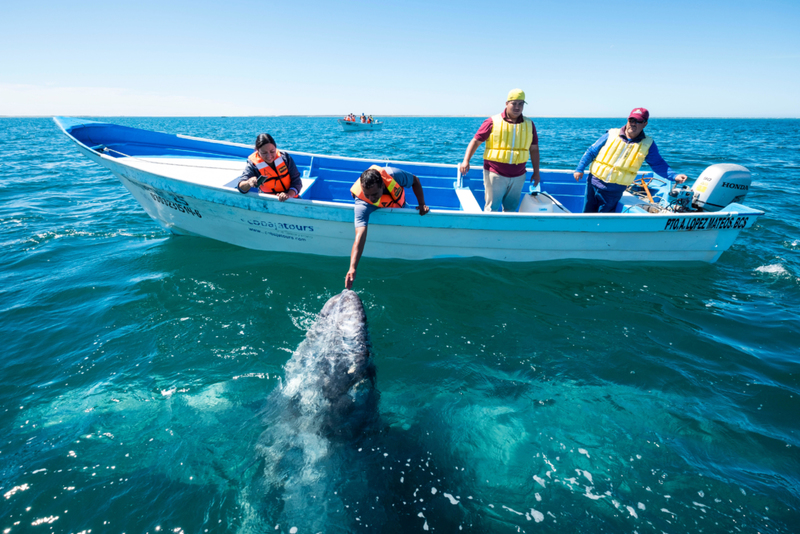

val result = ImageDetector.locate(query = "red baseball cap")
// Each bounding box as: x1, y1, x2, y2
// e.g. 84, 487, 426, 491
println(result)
629, 108, 649, 122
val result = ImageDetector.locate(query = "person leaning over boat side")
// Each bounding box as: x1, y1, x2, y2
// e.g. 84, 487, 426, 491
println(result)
345, 166, 430, 289
573, 108, 688, 213
458, 88, 541, 212
237, 133, 302, 201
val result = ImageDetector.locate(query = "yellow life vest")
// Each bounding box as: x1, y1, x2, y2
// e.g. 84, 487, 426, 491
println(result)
350, 166, 406, 208
483, 114, 534, 165
589, 128, 654, 186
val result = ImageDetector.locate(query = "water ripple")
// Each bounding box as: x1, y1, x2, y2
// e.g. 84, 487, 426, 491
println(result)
1, 117, 799, 533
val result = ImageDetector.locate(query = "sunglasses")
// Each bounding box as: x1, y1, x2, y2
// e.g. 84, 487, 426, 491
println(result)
628, 117, 645, 125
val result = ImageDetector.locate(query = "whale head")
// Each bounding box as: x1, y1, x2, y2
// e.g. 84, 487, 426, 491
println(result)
282, 289, 377, 438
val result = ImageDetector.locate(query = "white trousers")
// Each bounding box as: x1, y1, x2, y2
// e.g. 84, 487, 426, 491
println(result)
483, 169, 527, 212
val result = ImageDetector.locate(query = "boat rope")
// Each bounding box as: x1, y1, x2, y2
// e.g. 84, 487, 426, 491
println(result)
99, 147, 243, 171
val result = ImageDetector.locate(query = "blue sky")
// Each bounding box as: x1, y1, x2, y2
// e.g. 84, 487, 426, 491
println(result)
1, 0, 798, 117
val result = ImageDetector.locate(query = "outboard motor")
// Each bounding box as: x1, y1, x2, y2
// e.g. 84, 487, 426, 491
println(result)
691, 164, 752, 212
667, 185, 694, 210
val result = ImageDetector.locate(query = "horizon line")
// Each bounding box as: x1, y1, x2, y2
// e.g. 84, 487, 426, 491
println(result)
3, 114, 800, 119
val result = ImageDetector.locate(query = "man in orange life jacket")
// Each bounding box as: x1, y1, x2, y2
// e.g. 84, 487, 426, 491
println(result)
574, 108, 687, 212
345, 166, 429, 289
237, 133, 302, 201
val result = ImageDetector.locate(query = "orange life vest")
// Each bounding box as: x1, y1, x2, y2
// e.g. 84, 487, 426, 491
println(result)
248, 150, 292, 193
350, 168, 406, 208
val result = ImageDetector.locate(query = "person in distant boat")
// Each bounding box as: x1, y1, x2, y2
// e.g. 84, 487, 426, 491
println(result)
236, 133, 302, 201
573, 108, 688, 213
345, 166, 430, 289
361, 113, 367, 123
458, 88, 540, 212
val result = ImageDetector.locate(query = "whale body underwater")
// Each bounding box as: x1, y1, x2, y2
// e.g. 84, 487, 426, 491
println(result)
244, 289, 382, 531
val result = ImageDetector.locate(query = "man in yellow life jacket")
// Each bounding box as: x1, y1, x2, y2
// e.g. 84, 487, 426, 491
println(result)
345, 165, 429, 289
458, 88, 541, 212
237, 133, 303, 201
574, 108, 688, 213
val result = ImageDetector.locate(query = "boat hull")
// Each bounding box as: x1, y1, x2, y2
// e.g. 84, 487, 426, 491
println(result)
56, 117, 763, 264
338, 119, 383, 131
108, 161, 753, 263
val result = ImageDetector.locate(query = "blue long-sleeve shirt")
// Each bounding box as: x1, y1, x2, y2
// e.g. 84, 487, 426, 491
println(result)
576, 128, 678, 191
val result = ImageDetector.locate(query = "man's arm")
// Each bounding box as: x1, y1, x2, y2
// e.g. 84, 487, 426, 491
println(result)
345, 225, 368, 289
529, 145, 540, 185
458, 138, 482, 176
411, 175, 430, 215
459, 117, 494, 175
645, 141, 687, 184
574, 132, 609, 181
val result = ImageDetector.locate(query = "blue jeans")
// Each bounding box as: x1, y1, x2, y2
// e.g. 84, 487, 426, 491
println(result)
583, 176, 624, 213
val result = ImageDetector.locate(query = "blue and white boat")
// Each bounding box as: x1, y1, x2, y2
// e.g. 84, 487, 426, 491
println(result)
338, 119, 384, 131
55, 117, 763, 264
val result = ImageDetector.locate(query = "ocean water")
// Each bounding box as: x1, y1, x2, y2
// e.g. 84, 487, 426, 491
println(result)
1, 116, 799, 533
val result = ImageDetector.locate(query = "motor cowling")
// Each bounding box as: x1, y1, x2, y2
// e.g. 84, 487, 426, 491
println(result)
691, 164, 752, 212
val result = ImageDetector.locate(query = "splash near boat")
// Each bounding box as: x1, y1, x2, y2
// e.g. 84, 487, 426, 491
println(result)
55, 117, 762, 264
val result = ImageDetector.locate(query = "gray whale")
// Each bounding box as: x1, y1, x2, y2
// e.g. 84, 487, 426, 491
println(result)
280, 289, 378, 439
244, 290, 380, 532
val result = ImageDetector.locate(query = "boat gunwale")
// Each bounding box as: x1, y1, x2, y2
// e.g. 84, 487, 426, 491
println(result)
54, 117, 766, 223
96, 154, 767, 222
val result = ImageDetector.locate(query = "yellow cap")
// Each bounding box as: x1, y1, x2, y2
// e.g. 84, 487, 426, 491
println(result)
507, 88, 526, 103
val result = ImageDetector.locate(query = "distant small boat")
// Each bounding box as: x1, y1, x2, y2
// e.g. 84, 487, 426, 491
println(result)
55, 117, 763, 264
338, 119, 383, 132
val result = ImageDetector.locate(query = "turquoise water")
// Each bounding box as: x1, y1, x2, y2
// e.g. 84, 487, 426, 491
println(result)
1, 117, 799, 533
